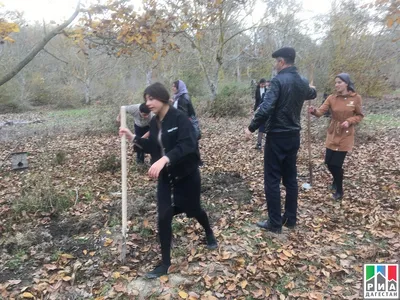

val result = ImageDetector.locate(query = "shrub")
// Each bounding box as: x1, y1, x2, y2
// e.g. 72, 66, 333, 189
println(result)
13, 173, 72, 214
207, 83, 250, 117
29, 76, 53, 107
0, 100, 23, 113
54, 151, 67, 165
0, 86, 27, 113
53, 84, 84, 109
97, 154, 121, 174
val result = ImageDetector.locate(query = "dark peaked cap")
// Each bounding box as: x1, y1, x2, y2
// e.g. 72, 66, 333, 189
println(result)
272, 47, 296, 61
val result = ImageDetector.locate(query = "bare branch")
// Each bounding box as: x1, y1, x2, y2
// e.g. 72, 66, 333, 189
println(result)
42, 48, 69, 64
0, 0, 81, 86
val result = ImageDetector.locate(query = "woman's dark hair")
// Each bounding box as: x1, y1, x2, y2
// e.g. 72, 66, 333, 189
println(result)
173, 80, 179, 89
143, 82, 170, 104
139, 103, 150, 114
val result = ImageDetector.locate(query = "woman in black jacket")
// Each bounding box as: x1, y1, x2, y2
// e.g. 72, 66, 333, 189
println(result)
119, 82, 217, 279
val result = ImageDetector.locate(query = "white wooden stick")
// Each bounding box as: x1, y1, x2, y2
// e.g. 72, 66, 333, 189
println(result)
120, 106, 128, 262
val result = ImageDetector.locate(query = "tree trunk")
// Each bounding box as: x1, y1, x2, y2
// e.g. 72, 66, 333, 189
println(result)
84, 78, 91, 105
236, 59, 241, 82
146, 69, 152, 86
19, 75, 26, 103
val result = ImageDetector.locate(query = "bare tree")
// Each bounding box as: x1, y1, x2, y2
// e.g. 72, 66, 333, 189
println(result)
0, 1, 81, 87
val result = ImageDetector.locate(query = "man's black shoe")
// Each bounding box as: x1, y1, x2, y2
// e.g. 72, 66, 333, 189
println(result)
145, 264, 170, 279
256, 219, 282, 233
206, 233, 218, 250
255, 143, 262, 150
282, 217, 296, 229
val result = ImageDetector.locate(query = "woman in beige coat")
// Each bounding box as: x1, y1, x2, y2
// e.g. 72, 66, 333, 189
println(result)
309, 73, 364, 200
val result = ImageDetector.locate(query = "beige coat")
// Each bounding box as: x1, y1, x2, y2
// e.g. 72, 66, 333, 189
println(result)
315, 92, 364, 151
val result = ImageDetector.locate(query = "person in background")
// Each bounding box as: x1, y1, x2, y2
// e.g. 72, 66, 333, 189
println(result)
322, 90, 331, 117
119, 82, 217, 279
116, 103, 152, 164
245, 47, 317, 233
254, 78, 270, 150
172, 80, 201, 140
309, 73, 364, 201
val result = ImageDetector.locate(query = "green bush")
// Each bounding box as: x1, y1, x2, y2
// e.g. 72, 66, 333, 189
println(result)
29, 89, 53, 106
207, 83, 249, 117
54, 85, 83, 109
54, 151, 67, 165
0, 100, 23, 113
0, 86, 26, 113
178, 71, 207, 98
13, 173, 72, 214
97, 154, 121, 174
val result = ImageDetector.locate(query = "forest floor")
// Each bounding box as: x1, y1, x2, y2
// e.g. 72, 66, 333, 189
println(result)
0, 95, 399, 300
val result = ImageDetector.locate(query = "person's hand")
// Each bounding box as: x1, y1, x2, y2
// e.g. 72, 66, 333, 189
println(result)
341, 121, 350, 128
308, 106, 316, 115
148, 156, 169, 179
245, 128, 252, 140
141, 131, 150, 139
119, 127, 135, 142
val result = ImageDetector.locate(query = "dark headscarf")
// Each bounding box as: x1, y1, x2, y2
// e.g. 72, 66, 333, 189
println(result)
336, 73, 355, 92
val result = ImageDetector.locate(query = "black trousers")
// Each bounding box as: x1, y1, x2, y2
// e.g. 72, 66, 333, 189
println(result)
134, 124, 149, 162
264, 132, 300, 229
157, 169, 212, 266
325, 148, 347, 193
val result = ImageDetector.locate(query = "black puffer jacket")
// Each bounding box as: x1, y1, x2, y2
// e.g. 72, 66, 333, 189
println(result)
248, 66, 317, 134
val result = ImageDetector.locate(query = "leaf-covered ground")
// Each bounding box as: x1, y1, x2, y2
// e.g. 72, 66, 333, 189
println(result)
0, 96, 399, 300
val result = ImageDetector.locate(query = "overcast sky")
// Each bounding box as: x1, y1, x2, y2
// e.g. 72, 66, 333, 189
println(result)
1, 0, 333, 23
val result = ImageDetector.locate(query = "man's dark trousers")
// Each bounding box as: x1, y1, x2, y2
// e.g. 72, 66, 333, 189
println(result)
134, 124, 150, 163
264, 131, 300, 229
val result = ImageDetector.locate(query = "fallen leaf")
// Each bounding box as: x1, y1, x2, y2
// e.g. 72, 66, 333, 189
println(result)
283, 249, 293, 257
285, 281, 295, 289
179, 290, 188, 299
21, 292, 35, 298
240, 280, 248, 289
188, 291, 200, 299
252, 289, 264, 299
7, 280, 21, 286
113, 282, 126, 293
104, 238, 113, 247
